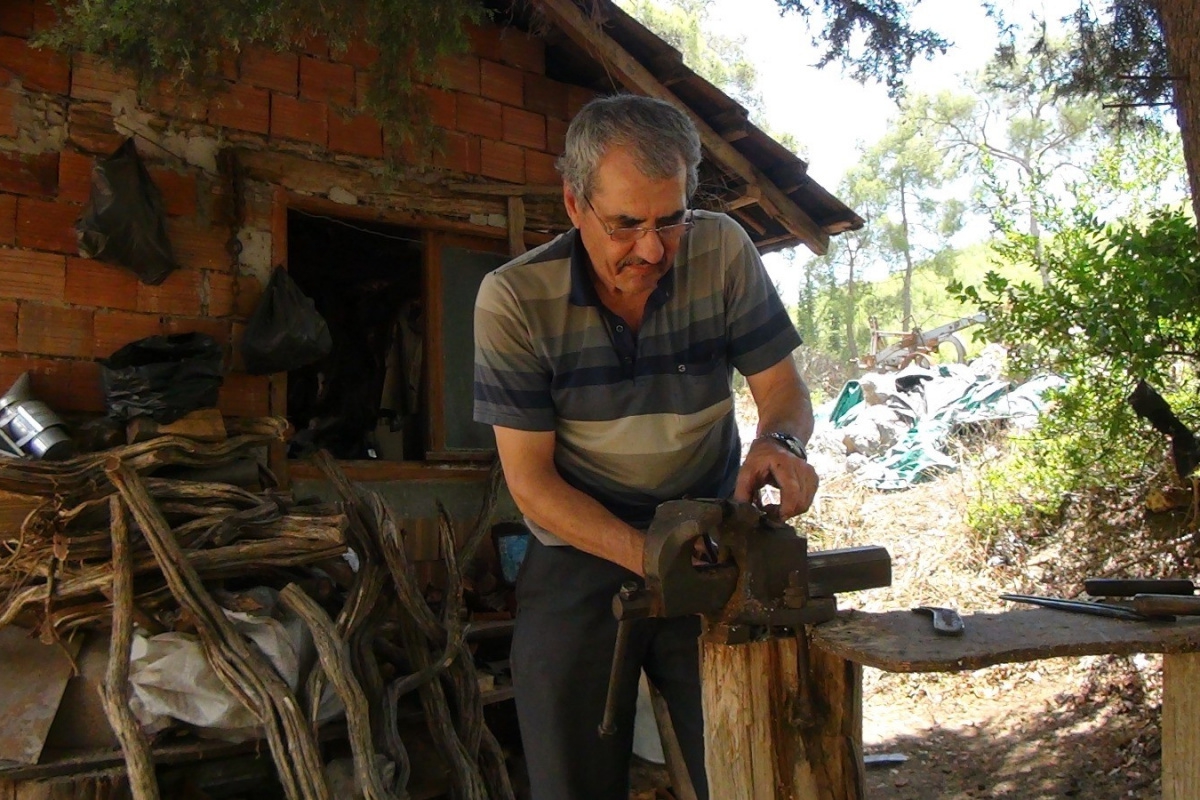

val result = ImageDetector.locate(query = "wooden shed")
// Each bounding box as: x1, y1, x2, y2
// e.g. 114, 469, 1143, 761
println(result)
0, 0, 859, 795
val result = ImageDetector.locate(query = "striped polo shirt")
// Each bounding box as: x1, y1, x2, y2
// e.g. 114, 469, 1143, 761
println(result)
473, 210, 801, 545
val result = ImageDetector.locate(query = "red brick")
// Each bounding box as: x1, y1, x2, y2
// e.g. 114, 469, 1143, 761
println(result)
526, 150, 560, 186
65, 257, 139, 310
17, 303, 93, 357
465, 23, 504, 63
0, 35, 69, 94
208, 84, 270, 135
300, 57, 354, 107
271, 94, 328, 146
219, 371, 271, 417
166, 219, 234, 271
337, 39, 378, 71
480, 139, 524, 183
0, 150, 57, 197
498, 31, 544, 74
0, 2, 33, 37
481, 60, 522, 107
30, 1, 57, 33
419, 85, 456, 130
16, 197, 78, 254
502, 106, 545, 150
437, 54, 480, 94
229, 322, 248, 371
0, 85, 16, 138
328, 110, 383, 158
0, 300, 15, 350
0, 194, 15, 244
207, 271, 235, 317
567, 85, 597, 118
145, 78, 208, 121
57, 149, 94, 204
148, 169, 197, 217
525, 74, 570, 120
70, 52, 136, 102
240, 48, 298, 94
0, 247, 64, 300
235, 274, 263, 318
434, 131, 480, 175
67, 104, 123, 154
0, 357, 102, 413
547, 117, 568, 155
93, 310, 164, 358
137, 268, 201, 316
456, 93, 502, 139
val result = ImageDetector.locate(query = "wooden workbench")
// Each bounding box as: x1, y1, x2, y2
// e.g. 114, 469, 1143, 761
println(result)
809, 609, 1200, 800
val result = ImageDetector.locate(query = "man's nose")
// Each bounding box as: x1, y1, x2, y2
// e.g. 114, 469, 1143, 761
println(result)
632, 229, 666, 263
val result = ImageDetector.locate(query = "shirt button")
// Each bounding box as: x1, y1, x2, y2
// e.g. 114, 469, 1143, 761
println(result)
678, 364, 687, 373
616, 324, 624, 332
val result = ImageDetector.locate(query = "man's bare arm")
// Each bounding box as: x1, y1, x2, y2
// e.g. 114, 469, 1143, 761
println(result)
493, 425, 646, 575
734, 357, 819, 519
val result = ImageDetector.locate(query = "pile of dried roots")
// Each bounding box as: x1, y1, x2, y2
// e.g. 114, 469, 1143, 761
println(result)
0, 417, 513, 800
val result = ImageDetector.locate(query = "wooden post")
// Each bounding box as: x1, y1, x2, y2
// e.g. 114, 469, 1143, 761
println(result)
1163, 651, 1200, 800
700, 630, 864, 800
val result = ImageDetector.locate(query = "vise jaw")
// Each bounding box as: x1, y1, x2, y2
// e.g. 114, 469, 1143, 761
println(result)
599, 498, 892, 736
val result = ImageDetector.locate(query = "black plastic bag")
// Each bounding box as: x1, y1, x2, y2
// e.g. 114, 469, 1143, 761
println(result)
75, 138, 179, 286
240, 267, 333, 374
99, 333, 225, 423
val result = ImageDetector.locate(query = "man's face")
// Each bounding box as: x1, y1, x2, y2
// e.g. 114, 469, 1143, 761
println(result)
564, 145, 689, 303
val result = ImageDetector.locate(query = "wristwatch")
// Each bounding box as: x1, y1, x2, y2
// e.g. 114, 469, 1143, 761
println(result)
762, 431, 807, 461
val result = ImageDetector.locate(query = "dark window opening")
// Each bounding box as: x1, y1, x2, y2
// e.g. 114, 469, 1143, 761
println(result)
286, 209, 426, 461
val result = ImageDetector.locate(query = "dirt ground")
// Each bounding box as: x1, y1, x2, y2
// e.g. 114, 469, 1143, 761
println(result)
809, 467, 1167, 800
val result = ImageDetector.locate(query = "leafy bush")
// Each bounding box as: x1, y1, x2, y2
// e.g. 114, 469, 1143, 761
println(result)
952, 206, 1200, 538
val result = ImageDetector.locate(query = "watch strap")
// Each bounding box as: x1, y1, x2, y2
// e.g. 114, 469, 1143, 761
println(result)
762, 431, 807, 461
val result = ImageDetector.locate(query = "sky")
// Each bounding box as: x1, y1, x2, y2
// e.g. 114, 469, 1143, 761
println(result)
687, 0, 1083, 298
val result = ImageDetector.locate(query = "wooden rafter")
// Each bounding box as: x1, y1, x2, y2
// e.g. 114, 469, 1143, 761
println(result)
535, 0, 830, 254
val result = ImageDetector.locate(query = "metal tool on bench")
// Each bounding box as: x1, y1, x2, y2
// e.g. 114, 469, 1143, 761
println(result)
999, 592, 1200, 621
911, 605, 965, 636
598, 498, 892, 736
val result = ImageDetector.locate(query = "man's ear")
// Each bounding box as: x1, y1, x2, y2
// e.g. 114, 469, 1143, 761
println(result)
564, 182, 584, 230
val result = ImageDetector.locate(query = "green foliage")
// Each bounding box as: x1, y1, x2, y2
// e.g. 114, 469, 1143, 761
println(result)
953, 206, 1200, 535
39, 0, 484, 145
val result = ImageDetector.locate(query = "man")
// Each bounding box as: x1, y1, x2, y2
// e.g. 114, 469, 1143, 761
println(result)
473, 94, 819, 800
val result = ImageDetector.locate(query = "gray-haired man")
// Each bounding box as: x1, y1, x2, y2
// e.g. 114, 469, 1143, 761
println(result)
474, 94, 818, 800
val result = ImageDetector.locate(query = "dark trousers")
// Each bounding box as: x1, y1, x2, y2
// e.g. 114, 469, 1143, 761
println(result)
511, 537, 709, 800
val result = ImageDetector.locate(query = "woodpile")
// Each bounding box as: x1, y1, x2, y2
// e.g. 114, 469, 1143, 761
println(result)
0, 416, 513, 800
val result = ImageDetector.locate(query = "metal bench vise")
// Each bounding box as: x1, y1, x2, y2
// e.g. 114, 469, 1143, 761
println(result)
599, 498, 891, 736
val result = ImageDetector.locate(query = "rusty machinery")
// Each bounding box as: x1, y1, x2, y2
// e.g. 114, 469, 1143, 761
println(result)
599, 498, 892, 735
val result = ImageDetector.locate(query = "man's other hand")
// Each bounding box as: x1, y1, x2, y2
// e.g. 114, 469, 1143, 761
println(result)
734, 436, 819, 520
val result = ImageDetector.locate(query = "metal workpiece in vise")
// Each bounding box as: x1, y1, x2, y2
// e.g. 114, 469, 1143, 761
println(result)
597, 498, 892, 737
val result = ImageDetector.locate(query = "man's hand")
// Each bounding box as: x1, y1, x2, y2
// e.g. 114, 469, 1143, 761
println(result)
734, 435, 819, 520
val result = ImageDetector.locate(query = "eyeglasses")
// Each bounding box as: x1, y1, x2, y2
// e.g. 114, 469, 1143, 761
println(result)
583, 197, 694, 244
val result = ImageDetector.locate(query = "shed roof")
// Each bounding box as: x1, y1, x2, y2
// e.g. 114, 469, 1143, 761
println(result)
500, 0, 863, 255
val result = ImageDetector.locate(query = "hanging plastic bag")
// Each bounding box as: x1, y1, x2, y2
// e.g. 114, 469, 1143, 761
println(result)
99, 333, 225, 423
75, 138, 179, 286
240, 267, 333, 374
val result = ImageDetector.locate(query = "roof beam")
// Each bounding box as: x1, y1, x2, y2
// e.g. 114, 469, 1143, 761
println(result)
534, 0, 829, 254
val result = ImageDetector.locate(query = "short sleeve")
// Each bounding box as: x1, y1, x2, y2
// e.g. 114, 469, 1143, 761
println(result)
721, 218, 803, 376
473, 270, 556, 431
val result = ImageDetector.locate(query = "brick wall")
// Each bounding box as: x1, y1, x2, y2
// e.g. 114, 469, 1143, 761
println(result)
0, 1, 592, 420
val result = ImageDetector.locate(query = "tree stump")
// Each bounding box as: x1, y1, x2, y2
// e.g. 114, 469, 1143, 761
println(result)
700, 630, 864, 800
